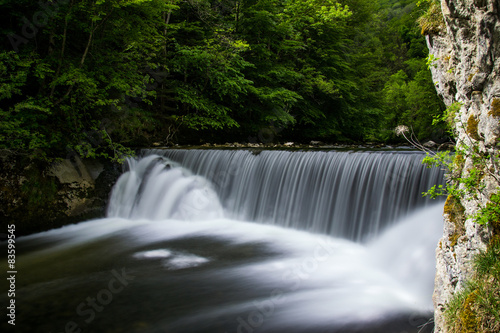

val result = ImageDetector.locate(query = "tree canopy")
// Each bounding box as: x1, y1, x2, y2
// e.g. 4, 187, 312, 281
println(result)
0, 0, 445, 161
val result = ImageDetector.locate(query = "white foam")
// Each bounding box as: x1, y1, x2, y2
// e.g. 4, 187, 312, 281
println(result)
133, 249, 172, 259
163, 254, 210, 270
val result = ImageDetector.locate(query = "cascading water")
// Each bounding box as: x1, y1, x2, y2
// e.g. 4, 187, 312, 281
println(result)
144, 149, 444, 240
107, 155, 223, 221
2, 149, 445, 333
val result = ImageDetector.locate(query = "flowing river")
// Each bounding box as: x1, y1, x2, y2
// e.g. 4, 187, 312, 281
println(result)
2, 149, 445, 333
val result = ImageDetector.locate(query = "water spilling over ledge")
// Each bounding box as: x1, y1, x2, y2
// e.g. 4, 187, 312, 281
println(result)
2, 149, 445, 333
143, 149, 445, 240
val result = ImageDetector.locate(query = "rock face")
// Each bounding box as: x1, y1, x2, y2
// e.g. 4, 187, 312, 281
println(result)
426, 1, 500, 331
0, 154, 120, 236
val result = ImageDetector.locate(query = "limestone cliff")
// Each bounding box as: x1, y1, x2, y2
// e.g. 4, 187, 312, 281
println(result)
425, 0, 500, 331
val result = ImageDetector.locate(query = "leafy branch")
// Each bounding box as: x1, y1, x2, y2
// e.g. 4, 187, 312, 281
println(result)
396, 100, 500, 226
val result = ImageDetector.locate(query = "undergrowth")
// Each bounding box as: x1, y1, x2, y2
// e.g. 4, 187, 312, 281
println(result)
445, 241, 500, 333
417, 0, 445, 35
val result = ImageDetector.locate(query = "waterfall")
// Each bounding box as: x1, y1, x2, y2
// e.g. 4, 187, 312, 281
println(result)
107, 154, 223, 221
111, 149, 445, 241
9, 148, 445, 333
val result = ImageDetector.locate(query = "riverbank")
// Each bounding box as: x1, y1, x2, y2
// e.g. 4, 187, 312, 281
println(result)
0, 153, 121, 236
154, 140, 455, 151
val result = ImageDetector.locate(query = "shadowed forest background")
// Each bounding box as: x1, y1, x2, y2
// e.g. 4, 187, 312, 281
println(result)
0, 0, 445, 161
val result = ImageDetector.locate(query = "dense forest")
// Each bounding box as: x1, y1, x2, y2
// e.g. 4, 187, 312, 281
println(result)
0, 0, 445, 161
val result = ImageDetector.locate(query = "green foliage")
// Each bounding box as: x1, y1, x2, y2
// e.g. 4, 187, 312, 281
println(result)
423, 150, 453, 169
445, 242, 500, 333
427, 100, 500, 223
0, 0, 171, 161
419, 99, 497, 204
426, 53, 439, 69
166, 34, 253, 130
382, 58, 444, 140
0, 52, 56, 160
374, 1, 445, 142
433, 101, 462, 134
475, 193, 500, 226
420, 144, 496, 202
444, 283, 477, 333
0, 0, 446, 155
475, 240, 500, 276
20, 164, 58, 207
417, 0, 444, 35
421, 150, 455, 199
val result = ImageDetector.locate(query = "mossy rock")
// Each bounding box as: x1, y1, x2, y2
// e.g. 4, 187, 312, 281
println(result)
444, 195, 466, 226
452, 154, 465, 177
444, 195, 466, 248
418, 1, 445, 35
458, 291, 480, 333
0, 155, 120, 236
488, 98, 500, 117
467, 115, 481, 141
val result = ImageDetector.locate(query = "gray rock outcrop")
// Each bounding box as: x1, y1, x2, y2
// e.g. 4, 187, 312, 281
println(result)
0, 153, 120, 236
425, 1, 500, 331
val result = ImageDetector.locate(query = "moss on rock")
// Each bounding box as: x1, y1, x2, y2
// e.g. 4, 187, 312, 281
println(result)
0, 154, 120, 236
418, 1, 445, 35
444, 195, 466, 249
488, 98, 500, 117
467, 115, 481, 140
458, 291, 480, 333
